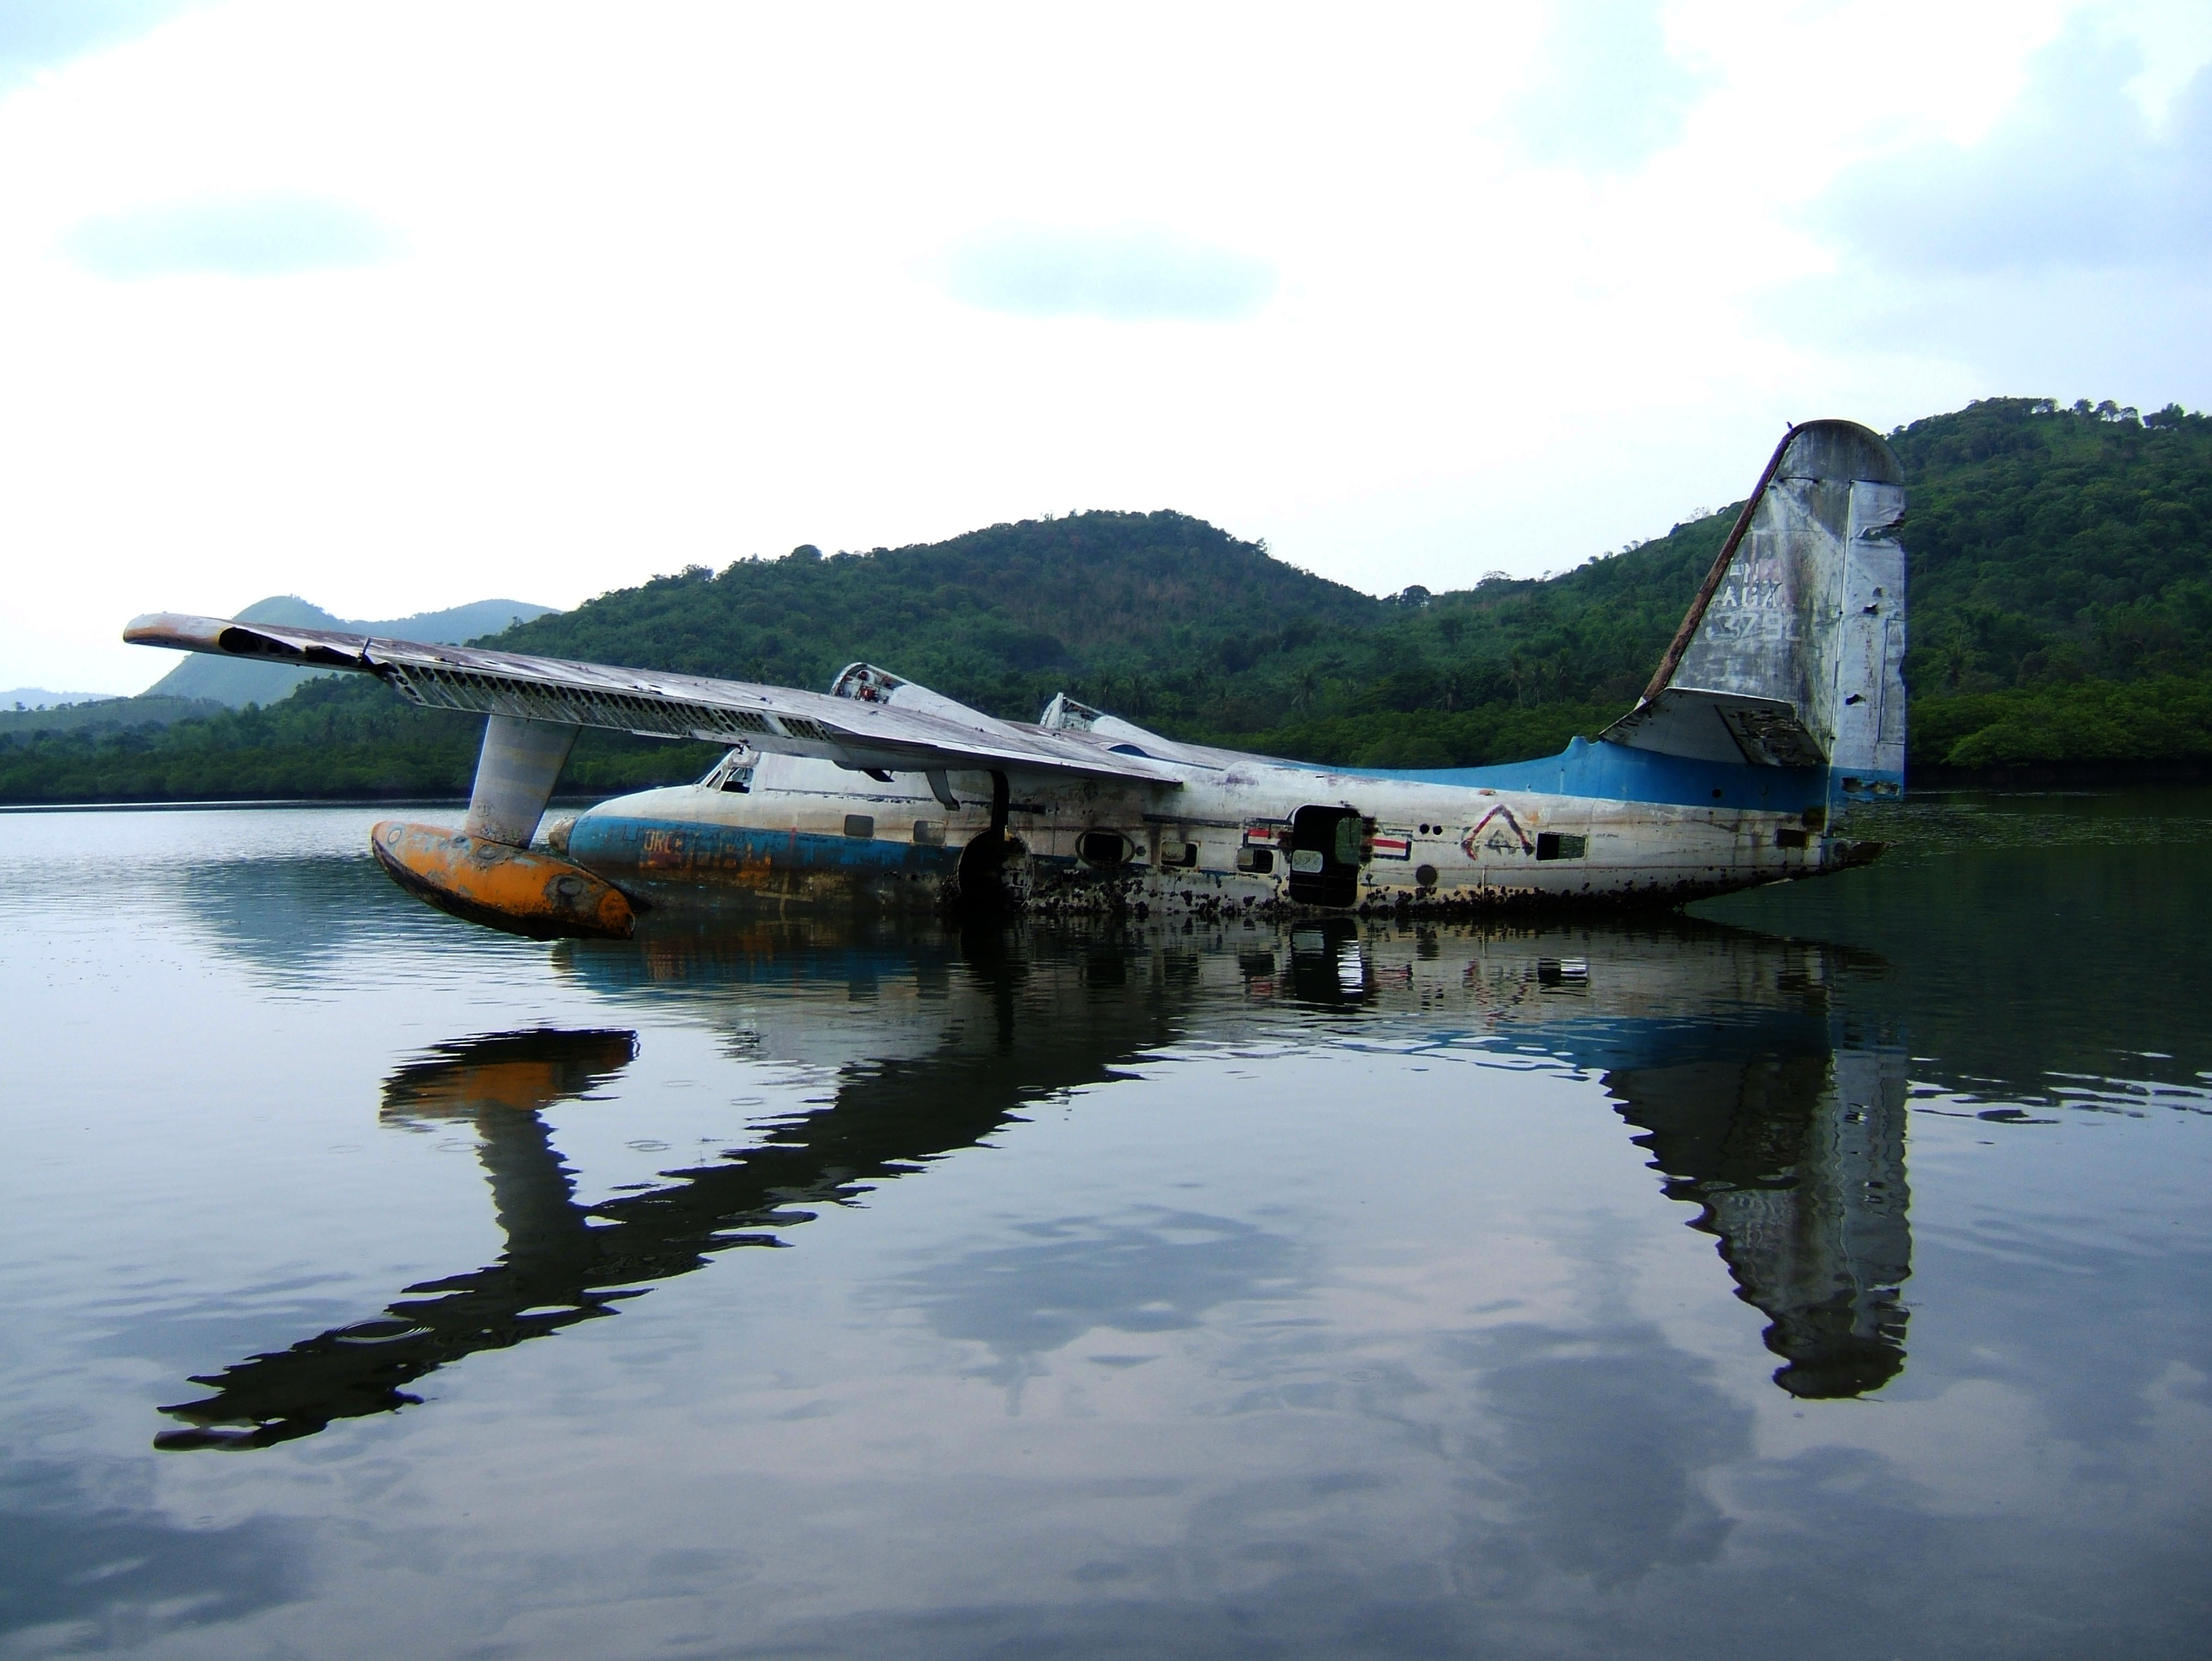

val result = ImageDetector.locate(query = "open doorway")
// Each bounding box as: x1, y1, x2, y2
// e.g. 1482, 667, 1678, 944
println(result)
1287, 805, 1364, 907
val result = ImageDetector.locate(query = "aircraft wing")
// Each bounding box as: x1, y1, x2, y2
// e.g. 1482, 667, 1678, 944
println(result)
123, 613, 1184, 787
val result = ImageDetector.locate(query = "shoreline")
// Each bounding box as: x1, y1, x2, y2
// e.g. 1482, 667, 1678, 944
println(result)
1910, 757, 2212, 789
7, 768, 2211, 814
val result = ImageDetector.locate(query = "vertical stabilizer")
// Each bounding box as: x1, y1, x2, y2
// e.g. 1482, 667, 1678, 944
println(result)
1603, 420, 1908, 802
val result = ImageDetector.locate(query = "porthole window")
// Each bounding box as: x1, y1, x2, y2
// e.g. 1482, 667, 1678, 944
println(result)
913, 820, 945, 847
1160, 841, 1199, 868
1078, 830, 1132, 867
844, 814, 875, 839
1534, 832, 1586, 861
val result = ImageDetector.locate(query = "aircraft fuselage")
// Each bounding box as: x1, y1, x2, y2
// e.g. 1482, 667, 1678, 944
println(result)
555, 743, 1872, 918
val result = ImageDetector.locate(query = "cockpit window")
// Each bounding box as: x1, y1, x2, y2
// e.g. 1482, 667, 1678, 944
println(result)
701, 750, 755, 793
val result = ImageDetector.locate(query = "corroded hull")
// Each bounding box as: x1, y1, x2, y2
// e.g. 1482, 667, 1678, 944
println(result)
558, 812, 960, 913
554, 754, 1880, 922
373, 821, 637, 939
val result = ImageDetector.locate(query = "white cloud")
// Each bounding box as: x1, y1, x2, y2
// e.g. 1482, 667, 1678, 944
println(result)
1763, 11, 2212, 403
61, 193, 401, 279
942, 223, 1276, 321
1815, 22, 2211, 275
0, 0, 210, 89
0, 0, 2204, 694
1510, 0, 1714, 173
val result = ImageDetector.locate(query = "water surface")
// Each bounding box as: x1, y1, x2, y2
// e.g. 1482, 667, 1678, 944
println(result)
1, 794, 2207, 1658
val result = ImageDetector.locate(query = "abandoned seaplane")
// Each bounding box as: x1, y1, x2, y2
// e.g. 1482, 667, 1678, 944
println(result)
125, 419, 1907, 940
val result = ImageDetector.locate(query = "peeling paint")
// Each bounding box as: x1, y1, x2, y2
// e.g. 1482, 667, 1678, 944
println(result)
372, 821, 634, 939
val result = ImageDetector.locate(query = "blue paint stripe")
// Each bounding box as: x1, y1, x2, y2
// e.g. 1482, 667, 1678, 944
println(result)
570, 815, 958, 877
1348, 735, 1899, 812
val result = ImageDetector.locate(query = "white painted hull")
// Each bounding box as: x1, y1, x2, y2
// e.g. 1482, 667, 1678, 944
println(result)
558, 750, 1872, 918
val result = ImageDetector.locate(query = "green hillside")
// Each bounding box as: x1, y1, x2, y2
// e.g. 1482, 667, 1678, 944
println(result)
0, 694, 228, 737
501, 510, 1386, 724
4, 396, 2207, 804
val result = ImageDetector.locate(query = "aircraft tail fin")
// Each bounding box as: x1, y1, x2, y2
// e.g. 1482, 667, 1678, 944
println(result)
1601, 419, 1907, 802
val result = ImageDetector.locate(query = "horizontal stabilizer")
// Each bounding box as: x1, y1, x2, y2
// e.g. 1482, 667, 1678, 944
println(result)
123, 614, 1182, 789
1602, 687, 1827, 769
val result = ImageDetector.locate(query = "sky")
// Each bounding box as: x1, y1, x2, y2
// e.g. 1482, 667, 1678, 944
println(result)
2, 0, 2207, 694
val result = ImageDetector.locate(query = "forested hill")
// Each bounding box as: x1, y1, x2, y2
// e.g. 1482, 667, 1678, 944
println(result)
1880, 398, 2212, 767
1898, 397, 2209, 665
4, 396, 2208, 803
495, 511, 1385, 722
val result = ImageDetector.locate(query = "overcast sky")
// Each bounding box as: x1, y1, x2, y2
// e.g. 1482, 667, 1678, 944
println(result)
3, 0, 2207, 694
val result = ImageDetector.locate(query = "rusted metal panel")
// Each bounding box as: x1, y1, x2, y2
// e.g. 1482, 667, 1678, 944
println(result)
1641, 425, 1799, 704
1599, 688, 1824, 768
1610, 419, 1907, 791
372, 821, 635, 939
1832, 479, 1909, 789
545, 750, 1873, 924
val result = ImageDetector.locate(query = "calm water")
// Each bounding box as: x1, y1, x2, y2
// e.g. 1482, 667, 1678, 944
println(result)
1, 794, 2207, 1659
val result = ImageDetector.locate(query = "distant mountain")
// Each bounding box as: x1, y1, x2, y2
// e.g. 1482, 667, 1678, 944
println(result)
3, 688, 123, 710
498, 511, 1384, 720
142, 596, 559, 707
0, 696, 230, 738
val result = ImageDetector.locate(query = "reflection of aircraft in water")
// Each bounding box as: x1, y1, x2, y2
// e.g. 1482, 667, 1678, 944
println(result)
156, 928, 1179, 1451
156, 917, 1908, 1449
1514, 962, 1911, 1397
1316, 918, 1910, 1396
